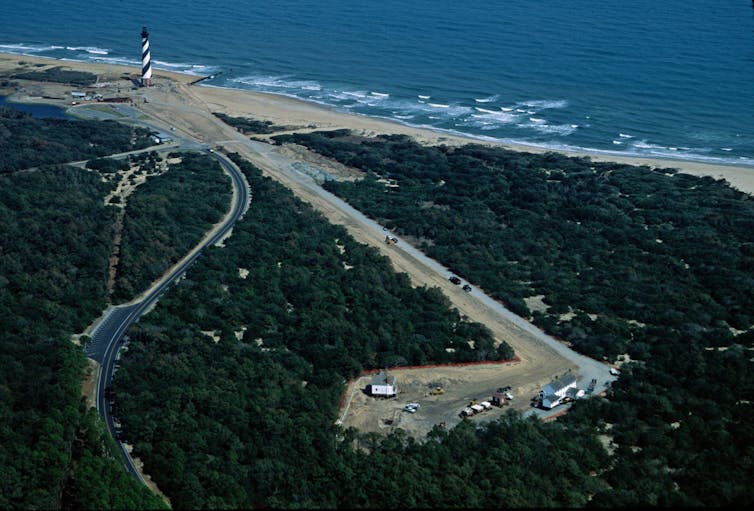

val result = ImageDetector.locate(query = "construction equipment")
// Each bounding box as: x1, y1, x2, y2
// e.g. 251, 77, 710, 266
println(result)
429, 386, 444, 396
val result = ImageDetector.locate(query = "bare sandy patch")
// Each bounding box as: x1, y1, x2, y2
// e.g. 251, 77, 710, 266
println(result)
201, 330, 221, 344
338, 361, 570, 439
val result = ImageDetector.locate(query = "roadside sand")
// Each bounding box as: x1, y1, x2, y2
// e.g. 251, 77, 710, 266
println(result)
2, 52, 753, 195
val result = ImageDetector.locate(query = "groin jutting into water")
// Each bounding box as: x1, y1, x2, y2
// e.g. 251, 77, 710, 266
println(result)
189, 72, 222, 86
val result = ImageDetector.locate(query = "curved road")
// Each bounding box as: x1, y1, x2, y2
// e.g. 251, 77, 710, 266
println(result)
85, 148, 248, 484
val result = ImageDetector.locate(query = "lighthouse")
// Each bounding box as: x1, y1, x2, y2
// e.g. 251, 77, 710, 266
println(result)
141, 26, 153, 86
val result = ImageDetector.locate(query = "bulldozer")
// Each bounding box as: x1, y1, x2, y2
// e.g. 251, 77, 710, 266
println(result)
429, 386, 444, 396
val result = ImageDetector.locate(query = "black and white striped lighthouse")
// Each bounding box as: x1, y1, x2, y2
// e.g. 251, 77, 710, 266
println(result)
141, 26, 153, 86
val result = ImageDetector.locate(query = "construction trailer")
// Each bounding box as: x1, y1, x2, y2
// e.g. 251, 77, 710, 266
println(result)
367, 370, 397, 398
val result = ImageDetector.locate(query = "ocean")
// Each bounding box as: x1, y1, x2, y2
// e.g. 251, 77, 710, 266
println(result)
2, 0, 753, 165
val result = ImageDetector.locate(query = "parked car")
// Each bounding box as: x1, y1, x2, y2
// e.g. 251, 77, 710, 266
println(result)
449, 276, 462, 285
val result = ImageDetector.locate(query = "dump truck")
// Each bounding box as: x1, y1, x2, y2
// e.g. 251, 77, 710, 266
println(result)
429, 386, 445, 396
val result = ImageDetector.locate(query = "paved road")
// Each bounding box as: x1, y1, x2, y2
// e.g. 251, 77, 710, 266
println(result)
84, 145, 248, 484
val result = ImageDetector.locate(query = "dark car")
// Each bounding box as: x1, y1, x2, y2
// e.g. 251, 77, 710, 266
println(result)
449, 276, 461, 285
462, 284, 472, 292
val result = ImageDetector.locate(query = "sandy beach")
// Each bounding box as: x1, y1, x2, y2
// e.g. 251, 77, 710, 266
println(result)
2, 51, 753, 195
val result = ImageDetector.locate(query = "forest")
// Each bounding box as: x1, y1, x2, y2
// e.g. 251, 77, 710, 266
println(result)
111, 151, 231, 303
273, 131, 754, 362
1, 104, 752, 508
109, 148, 754, 507
0, 107, 153, 173
0, 164, 164, 509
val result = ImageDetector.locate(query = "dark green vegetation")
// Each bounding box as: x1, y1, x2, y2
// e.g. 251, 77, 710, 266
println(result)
10, 66, 97, 86
86, 156, 130, 174
3, 95, 752, 508
110, 155, 542, 508
251, 130, 753, 506
0, 107, 152, 173
275, 131, 754, 362
0, 165, 165, 509
213, 111, 284, 134
111, 152, 231, 303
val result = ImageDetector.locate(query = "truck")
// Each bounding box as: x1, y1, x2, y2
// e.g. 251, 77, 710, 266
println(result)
385, 235, 398, 245
460, 407, 475, 418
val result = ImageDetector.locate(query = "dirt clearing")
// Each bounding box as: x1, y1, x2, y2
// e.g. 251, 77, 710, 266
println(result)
338, 361, 576, 438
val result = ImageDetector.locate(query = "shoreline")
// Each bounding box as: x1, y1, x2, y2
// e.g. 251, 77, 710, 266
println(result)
2, 51, 753, 195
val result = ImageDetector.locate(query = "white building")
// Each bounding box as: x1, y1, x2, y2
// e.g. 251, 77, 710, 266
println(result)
367, 371, 397, 398
540, 373, 579, 409
152, 133, 173, 144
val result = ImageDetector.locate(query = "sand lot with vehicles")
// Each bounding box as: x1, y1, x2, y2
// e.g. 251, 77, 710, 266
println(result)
337, 361, 578, 438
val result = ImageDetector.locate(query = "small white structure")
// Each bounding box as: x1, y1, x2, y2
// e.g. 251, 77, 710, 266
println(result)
540, 373, 578, 409
367, 371, 397, 398
152, 133, 173, 144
